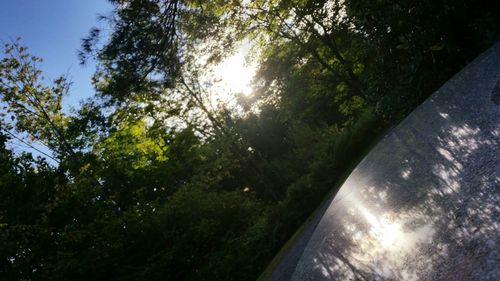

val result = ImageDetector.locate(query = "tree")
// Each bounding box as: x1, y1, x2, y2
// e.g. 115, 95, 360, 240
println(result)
2, 1, 500, 280
0, 41, 106, 187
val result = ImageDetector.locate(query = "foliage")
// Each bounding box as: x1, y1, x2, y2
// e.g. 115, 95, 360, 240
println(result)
1, 0, 499, 280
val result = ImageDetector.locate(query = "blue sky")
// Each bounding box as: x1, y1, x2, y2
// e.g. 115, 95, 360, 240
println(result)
0, 0, 112, 109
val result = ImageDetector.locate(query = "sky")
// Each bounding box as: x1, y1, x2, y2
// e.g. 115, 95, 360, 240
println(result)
0, 0, 256, 159
0, 0, 112, 109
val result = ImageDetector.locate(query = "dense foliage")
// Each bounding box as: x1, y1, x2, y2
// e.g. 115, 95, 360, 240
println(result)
1, 0, 499, 280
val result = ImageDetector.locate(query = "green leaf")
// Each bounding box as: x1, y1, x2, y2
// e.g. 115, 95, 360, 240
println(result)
429, 44, 445, 51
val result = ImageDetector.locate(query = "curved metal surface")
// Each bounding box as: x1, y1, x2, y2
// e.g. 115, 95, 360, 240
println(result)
290, 43, 500, 281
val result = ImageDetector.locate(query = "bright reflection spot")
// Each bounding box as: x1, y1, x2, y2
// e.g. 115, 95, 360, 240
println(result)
358, 205, 403, 249
319, 177, 438, 280
378, 219, 403, 247
439, 112, 449, 119
401, 168, 411, 179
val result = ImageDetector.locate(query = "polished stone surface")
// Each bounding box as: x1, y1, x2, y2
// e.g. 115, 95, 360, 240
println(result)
289, 43, 500, 281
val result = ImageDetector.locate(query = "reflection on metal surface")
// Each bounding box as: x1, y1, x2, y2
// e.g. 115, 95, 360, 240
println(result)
290, 43, 500, 280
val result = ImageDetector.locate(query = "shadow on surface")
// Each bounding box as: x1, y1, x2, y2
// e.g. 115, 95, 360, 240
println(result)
291, 44, 500, 281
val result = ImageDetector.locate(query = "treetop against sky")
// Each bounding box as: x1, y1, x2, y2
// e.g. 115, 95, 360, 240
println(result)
0, 0, 112, 109
1, 1, 256, 111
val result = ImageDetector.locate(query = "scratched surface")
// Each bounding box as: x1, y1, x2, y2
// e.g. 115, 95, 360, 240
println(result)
289, 43, 500, 281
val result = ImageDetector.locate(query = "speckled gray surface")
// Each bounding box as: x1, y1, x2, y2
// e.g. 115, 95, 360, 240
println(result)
288, 42, 500, 281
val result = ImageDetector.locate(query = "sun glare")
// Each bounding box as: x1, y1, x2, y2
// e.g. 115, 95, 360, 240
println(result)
358, 205, 404, 249
211, 45, 256, 104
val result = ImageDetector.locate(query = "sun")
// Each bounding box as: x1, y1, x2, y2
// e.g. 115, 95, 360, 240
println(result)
211, 45, 256, 104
